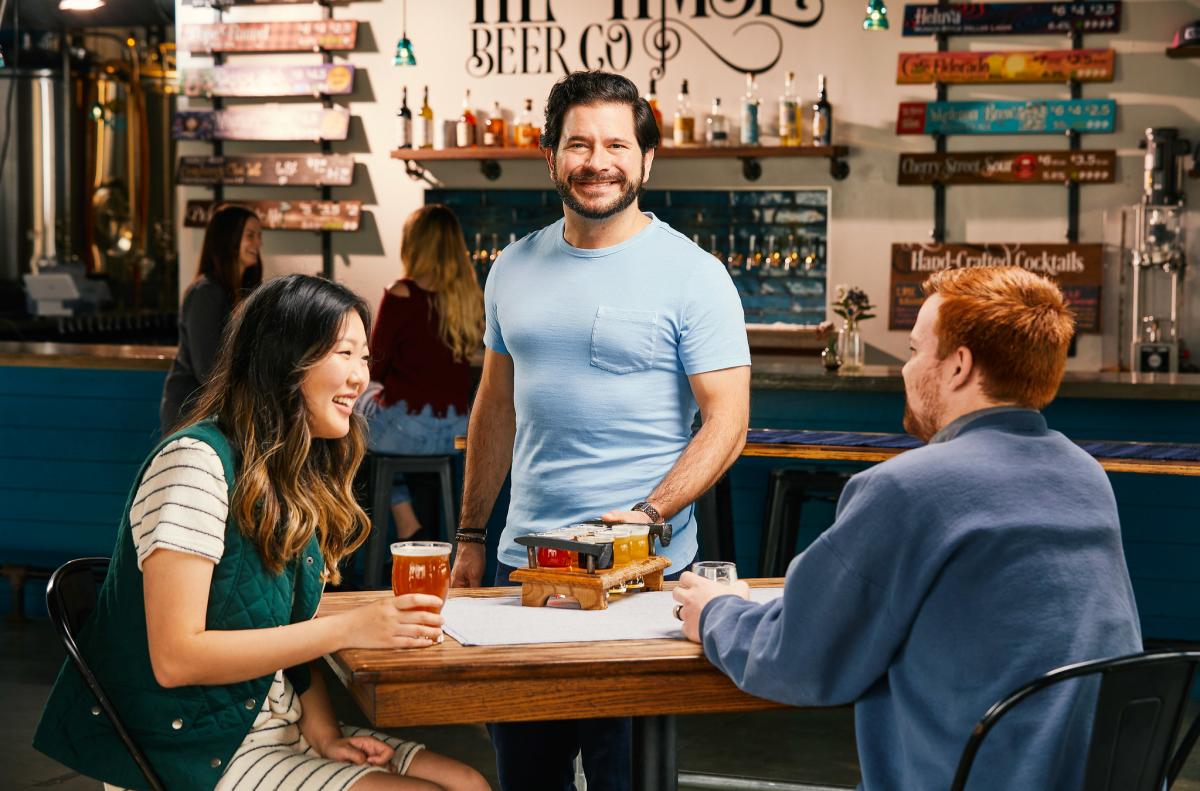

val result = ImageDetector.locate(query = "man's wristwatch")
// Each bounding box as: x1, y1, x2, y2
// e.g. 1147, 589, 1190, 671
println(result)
632, 501, 662, 523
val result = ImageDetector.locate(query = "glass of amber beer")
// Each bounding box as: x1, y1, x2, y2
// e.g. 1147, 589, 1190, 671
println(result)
390, 541, 452, 613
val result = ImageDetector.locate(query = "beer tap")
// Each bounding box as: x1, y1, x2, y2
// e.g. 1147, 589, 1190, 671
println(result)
726, 231, 742, 275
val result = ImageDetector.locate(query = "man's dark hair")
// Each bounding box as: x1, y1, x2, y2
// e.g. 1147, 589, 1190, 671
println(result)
540, 70, 661, 153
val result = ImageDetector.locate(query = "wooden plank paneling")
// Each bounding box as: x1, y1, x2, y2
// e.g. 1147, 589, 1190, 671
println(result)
0, 459, 139, 494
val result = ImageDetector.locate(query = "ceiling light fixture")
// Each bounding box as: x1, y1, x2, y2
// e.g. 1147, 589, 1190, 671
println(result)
393, 0, 416, 66
59, 0, 107, 11
863, 0, 889, 31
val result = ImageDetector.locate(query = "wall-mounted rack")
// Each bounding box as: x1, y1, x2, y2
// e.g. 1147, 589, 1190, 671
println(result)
391, 145, 850, 184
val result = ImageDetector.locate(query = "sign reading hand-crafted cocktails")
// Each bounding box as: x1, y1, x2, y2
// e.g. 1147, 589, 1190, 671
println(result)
889, 244, 1103, 332
898, 151, 1116, 185
897, 100, 1115, 135
903, 3, 1121, 36
897, 49, 1113, 84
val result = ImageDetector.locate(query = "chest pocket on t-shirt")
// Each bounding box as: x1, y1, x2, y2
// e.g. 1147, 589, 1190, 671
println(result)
589, 306, 659, 374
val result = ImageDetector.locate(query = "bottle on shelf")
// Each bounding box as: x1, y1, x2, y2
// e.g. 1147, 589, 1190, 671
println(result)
484, 100, 506, 147
673, 79, 695, 146
779, 70, 802, 147
726, 230, 742, 275
514, 98, 541, 148
456, 88, 478, 148
395, 86, 413, 149
705, 97, 730, 147
740, 72, 760, 146
811, 73, 832, 147
416, 85, 434, 149
646, 78, 664, 140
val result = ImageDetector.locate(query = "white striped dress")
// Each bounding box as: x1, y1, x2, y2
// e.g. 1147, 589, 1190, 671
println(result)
104, 437, 423, 791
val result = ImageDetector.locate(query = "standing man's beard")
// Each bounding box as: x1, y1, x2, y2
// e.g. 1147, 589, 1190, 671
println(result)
553, 161, 645, 221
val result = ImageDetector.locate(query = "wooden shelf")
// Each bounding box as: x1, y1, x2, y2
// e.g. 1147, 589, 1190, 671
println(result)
391, 144, 850, 182
1166, 44, 1200, 59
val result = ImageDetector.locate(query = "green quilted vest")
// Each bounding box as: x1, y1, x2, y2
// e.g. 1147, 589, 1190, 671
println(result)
33, 420, 327, 791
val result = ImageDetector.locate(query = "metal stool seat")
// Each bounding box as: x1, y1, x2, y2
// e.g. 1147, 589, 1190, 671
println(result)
759, 466, 853, 577
362, 453, 457, 589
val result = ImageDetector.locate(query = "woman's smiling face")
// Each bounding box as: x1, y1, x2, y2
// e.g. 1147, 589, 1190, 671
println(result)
301, 310, 369, 439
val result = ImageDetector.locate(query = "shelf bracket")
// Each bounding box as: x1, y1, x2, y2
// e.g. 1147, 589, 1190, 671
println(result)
829, 154, 849, 181
403, 160, 438, 187
480, 159, 502, 181
740, 157, 762, 182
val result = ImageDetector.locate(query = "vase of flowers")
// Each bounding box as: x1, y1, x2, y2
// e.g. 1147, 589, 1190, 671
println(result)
831, 285, 875, 371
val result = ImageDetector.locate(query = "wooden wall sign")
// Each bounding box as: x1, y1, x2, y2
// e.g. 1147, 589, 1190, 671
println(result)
179, 64, 355, 98
898, 151, 1116, 185
177, 154, 355, 187
889, 243, 1103, 332
896, 100, 1115, 135
903, 3, 1121, 36
184, 200, 363, 232
182, 21, 358, 53
897, 49, 1114, 84
172, 106, 351, 141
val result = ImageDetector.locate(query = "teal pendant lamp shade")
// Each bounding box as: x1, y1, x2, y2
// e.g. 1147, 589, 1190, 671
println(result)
863, 0, 889, 31
394, 0, 416, 66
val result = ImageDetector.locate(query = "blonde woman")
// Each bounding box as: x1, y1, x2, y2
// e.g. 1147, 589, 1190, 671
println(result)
357, 205, 484, 541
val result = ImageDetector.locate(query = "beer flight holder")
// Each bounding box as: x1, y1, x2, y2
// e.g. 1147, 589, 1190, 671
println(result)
175, 3, 361, 245
887, 2, 1122, 331
511, 522, 674, 610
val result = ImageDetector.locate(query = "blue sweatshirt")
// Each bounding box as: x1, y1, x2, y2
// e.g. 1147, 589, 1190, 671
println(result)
700, 409, 1142, 791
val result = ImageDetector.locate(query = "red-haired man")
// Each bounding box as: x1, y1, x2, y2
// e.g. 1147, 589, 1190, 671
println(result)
675, 266, 1142, 791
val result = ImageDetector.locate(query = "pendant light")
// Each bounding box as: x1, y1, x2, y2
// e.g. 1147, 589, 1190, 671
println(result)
393, 0, 416, 66
863, 0, 888, 31
59, 0, 107, 10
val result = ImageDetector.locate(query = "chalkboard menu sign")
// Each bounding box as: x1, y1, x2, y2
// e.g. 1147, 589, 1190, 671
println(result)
177, 154, 355, 187
889, 243, 1104, 332
896, 100, 1115, 135
897, 49, 1113, 84
897, 151, 1116, 185
185, 200, 363, 232
903, 3, 1121, 36
182, 20, 358, 53
173, 106, 351, 141
179, 64, 354, 98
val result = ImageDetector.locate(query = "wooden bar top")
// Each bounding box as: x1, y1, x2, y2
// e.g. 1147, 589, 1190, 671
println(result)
317, 582, 789, 726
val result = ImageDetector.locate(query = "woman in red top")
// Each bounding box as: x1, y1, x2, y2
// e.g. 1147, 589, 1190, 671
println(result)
357, 205, 483, 540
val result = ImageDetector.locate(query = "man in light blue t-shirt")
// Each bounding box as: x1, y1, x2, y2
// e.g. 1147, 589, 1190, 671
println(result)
449, 71, 750, 791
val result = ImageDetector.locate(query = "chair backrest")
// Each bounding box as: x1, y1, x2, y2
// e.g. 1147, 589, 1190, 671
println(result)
950, 650, 1200, 791
46, 557, 166, 791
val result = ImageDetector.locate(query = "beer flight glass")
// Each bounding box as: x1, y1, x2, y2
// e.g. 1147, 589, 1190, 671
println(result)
390, 541, 452, 614
692, 561, 737, 584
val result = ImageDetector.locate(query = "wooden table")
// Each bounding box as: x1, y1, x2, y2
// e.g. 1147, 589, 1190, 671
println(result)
318, 582, 788, 791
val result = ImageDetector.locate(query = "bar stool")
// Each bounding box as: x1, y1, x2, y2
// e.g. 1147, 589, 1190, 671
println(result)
758, 467, 853, 577
361, 453, 457, 589
694, 473, 735, 562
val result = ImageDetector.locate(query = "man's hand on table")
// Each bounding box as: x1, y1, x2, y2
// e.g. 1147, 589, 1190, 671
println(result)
672, 571, 750, 643
450, 541, 486, 587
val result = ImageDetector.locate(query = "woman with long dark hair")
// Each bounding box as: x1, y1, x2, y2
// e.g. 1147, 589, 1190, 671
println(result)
36, 275, 489, 791
159, 204, 264, 433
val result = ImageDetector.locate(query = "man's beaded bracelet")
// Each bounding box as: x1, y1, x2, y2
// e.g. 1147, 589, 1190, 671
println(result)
455, 531, 487, 544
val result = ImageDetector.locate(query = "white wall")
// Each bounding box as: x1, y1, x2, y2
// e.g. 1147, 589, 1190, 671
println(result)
176, 0, 1200, 370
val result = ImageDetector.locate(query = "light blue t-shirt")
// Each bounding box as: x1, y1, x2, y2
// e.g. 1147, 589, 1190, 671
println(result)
485, 213, 751, 571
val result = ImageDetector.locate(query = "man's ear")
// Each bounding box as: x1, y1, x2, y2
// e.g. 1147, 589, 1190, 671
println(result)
642, 148, 655, 184
544, 146, 556, 180
947, 345, 975, 392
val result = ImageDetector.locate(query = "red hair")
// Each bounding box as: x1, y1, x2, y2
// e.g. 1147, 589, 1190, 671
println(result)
922, 267, 1075, 409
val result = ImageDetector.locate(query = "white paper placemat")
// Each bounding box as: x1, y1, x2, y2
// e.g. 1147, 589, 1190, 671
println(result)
443, 588, 784, 646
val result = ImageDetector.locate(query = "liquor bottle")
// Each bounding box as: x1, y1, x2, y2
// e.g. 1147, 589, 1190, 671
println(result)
456, 88, 477, 148
416, 85, 434, 149
395, 86, 413, 149
705, 97, 729, 147
514, 98, 540, 148
646, 77, 664, 139
673, 79, 694, 146
811, 73, 832, 146
740, 72, 760, 146
779, 70, 801, 147
484, 100, 506, 147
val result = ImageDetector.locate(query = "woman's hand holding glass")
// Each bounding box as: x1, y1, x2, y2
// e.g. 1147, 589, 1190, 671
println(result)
341, 594, 445, 650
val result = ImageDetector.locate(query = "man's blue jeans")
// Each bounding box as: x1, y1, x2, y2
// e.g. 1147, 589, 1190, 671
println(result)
487, 557, 694, 791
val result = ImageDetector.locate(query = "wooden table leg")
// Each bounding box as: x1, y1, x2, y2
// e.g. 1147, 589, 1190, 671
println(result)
632, 714, 677, 791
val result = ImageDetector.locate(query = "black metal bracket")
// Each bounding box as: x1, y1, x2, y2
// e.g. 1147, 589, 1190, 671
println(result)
830, 154, 850, 181
1066, 27, 1083, 244
740, 157, 762, 182
480, 159, 502, 181
403, 160, 438, 187
319, 2, 335, 279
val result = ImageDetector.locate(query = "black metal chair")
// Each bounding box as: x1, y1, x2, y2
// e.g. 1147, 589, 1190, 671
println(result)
46, 557, 165, 791
951, 649, 1200, 791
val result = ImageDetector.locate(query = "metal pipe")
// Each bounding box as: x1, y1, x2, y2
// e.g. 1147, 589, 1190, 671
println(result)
32, 72, 58, 271
678, 773, 850, 791
61, 32, 72, 261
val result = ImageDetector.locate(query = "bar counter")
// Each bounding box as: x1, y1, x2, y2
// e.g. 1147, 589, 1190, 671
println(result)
4, 342, 1200, 401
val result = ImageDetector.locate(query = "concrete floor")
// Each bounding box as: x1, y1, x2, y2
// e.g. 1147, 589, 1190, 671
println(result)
3, 616, 1197, 790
